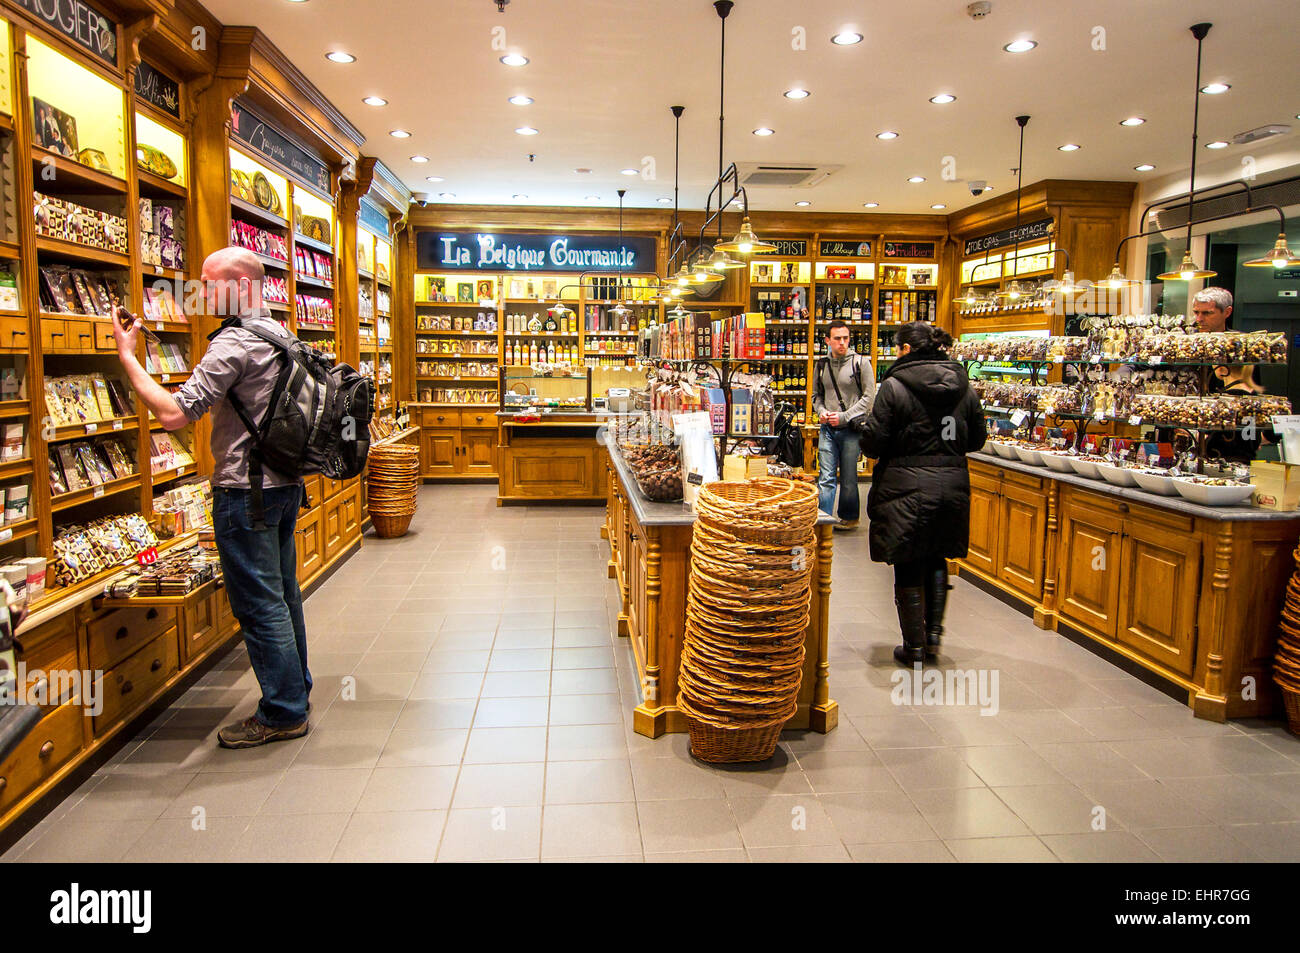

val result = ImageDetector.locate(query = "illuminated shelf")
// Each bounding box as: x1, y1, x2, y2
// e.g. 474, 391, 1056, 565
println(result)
48, 418, 138, 443
0, 459, 33, 481
415, 329, 497, 336
35, 237, 130, 269
137, 170, 187, 200
151, 463, 198, 485
0, 518, 38, 544
295, 274, 334, 291
0, 402, 28, 419
32, 148, 127, 194
51, 473, 142, 512
230, 196, 288, 229
294, 233, 334, 255
418, 300, 498, 307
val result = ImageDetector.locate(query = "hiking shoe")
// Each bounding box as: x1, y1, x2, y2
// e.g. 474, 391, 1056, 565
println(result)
834, 519, 859, 532
218, 715, 308, 749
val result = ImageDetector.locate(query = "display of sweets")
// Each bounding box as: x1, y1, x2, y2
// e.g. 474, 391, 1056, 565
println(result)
43, 373, 134, 426
50, 514, 159, 587
152, 480, 213, 537
421, 312, 499, 332
262, 274, 290, 305
37, 265, 122, 317
295, 293, 334, 327
138, 198, 184, 270
230, 219, 289, 262
952, 337, 1088, 362
418, 387, 498, 405
33, 192, 129, 254
1133, 330, 1288, 365
1127, 393, 1292, 429
48, 437, 135, 494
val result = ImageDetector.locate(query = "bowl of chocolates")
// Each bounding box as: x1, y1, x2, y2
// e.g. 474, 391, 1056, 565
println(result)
1173, 476, 1255, 507
1066, 455, 1106, 480
1014, 443, 1047, 466
1131, 469, 1182, 497
1093, 460, 1140, 488
1040, 450, 1077, 474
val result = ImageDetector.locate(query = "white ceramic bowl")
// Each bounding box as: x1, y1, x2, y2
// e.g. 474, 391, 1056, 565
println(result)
990, 441, 1019, 460
1014, 445, 1045, 466
1041, 452, 1076, 474
1131, 470, 1181, 496
1093, 461, 1139, 487
1173, 479, 1256, 506
1066, 456, 1103, 479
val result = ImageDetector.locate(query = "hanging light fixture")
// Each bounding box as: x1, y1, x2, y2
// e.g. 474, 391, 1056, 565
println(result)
1158, 23, 1218, 281
716, 216, 777, 255
995, 116, 1032, 301
953, 286, 982, 307
1097, 261, 1139, 288
706, 246, 745, 271
1043, 270, 1084, 294
1243, 233, 1300, 268
547, 299, 574, 319
689, 251, 724, 284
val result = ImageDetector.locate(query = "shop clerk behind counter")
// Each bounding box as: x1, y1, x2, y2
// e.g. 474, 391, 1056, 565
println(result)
1193, 287, 1268, 462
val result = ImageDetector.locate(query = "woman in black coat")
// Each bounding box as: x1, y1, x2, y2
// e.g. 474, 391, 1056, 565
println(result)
852, 322, 987, 666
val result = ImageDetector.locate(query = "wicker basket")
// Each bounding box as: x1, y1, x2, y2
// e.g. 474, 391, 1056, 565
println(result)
1278, 684, 1300, 737
678, 694, 799, 763
371, 511, 415, 539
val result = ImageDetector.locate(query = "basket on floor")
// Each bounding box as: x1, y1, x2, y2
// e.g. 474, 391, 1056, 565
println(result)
1271, 542, 1300, 735
367, 444, 421, 538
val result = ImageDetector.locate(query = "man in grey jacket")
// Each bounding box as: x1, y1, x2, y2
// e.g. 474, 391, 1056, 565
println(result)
813, 319, 876, 530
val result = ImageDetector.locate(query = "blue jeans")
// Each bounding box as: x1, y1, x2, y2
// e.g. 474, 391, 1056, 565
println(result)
213, 484, 310, 728
818, 425, 861, 521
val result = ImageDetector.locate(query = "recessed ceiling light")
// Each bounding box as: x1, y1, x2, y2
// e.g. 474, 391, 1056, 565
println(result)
325, 51, 355, 63
585, 195, 601, 201
1120, 117, 1145, 126
389, 129, 411, 139
1134, 164, 1156, 171
508, 95, 534, 106
795, 200, 811, 207
752, 127, 775, 137
362, 96, 387, 107
1200, 83, 1230, 94
425, 176, 444, 182
929, 94, 956, 104
1206, 140, 1229, 149
1003, 39, 1037, 53
1058, 143, 1081, 151
930, 204, 947, 210
410, 155, 428, 163
500, 54, 529, 67
620, 168, 639, 175
438, 193, 455, 199
831, 31, 862, 45
907, 176, 925, 183
784, 88, 810, 99
512, 194, 528, 200
657, 197, 673, 204
863, 202, 879, 208
515, 126, 539, 136
876, 131, 899, 140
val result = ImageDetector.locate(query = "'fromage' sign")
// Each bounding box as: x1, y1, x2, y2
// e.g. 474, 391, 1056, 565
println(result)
417, 231, 656, 272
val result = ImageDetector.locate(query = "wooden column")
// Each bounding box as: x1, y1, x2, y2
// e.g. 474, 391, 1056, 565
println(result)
808, 522, 839, 733
336, 157, 376, 371
1034, 478, 1061, 630
1194, 521, 1233, 721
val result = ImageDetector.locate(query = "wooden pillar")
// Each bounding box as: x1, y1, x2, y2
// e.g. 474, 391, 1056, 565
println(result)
1034, 479, 1061, 630
1194, 521, 1233, 722
808, 522, 839, 733
336, 157, 376, 372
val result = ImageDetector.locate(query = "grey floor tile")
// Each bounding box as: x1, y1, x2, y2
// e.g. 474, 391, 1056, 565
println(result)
62, 772, 197, 823
394, 699, 477, 731
410, 671, 485, 699
541, 802, 642, 858
1079, 779, 1215, 831
637, 799, 742, 853
488, 648, 553, 672
875, 747, 985, 792
849, 714, 943, 749
1157, 775, 1298, 824
1029, 741, 1149, 784
545, 759, 635, 804
331, 810, 446, 862
944, 835, 1058, 862
631, 755, 726, 800
820, 790, 938, 844
847, 841, 956, 862
422, 649, 492, 673
1136, 826, 1264, 863
474, 696, 550, 729
1222, 821, 1300, 862
377, 729, 469, 768
356, 766, 459, 812
463, 727, 549, 764
17, 818, 154, 863
551, 668, 620, 695
909, 787, 1034, 840
261, 767, 373, 815
729, 795, 839, 848
959, 745, 1068, 787
481, 670, 552, 698
437, 806, 542, 862
549, 724, 629, 761
316, 699, 404, 732
1040, 831, 1162, 863
453, 762, 545, 808
229, 812, 350, 862
991, 783, 1110, 835
160, 770, 282, 818
644, 848, 749, 863
549, 693, 623, 726
553, 647, 616, 670
748, 843, 852, 862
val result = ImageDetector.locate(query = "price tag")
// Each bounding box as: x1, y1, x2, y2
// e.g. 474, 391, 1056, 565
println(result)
978, 354, 987, 362
92, 487, 104, 499
0, 528, 11, 542
161, 374, 170, 383
176, 466, 185, 476
1129, 415, 1143, 426
1089, 355, 1101, 364
154, 265, 163, 275
156, 321, 164, 332
85, 423, 98, 434
1043, 406, 1055, 416
1011, 410, 1028, 426
992, 401, 1001, 408
1151, 355, 1163, 364
136, 547, 158, 566
113, 419, 124, 431
1052, 355, 1064, 364
1094, 410, 1107, 421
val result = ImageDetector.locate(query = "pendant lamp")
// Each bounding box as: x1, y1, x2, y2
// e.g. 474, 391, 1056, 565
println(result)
716, 216, 777, 255
1243, 233, 1300, 269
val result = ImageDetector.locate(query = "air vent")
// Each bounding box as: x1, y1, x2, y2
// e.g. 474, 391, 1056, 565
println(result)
1232, 124, 1291, 145
736, 162, 843, 188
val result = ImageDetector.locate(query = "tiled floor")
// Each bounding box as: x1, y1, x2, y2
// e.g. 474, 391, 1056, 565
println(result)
5, 484, 1300, 863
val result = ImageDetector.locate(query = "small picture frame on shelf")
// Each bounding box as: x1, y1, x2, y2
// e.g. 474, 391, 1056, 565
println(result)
456, 282, 474, 303
32, 98, 78, 158
542, 279, 558, 299
509, 278, 525, 299
756, 264, 772, 282
477, 280, 494, 302
910, 267, 934, 286
881, 265, 906, 286
781, 262, 797, 283
426, 276, 445, 301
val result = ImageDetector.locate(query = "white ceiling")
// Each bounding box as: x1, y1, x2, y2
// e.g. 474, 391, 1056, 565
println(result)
201, 0, 1300, 215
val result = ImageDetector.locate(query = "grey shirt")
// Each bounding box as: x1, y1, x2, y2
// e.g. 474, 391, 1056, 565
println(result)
813, 350, 877, 427
173, 309, 296, 489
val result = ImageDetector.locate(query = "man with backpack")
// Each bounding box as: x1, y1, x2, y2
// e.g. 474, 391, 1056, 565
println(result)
813, 319, 875, 531
113, 247, 371, 749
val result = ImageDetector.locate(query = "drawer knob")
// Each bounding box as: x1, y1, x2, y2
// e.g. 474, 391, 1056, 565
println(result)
39, 741, 54, 759
115, 626, 129, 640
0, 777, 6, 793
146, 608, 158, 620
1117, 503, 1130, 514
120, 680, 134, 695
151, 658, 163, 672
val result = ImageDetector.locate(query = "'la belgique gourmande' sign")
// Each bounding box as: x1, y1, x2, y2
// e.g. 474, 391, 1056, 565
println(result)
418, 231, 655, 272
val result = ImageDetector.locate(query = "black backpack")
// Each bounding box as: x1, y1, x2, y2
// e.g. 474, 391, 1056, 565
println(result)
213, 318, 374, 524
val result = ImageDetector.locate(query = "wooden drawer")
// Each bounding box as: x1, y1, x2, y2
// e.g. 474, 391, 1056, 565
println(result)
296, 507, 324, 582
0, 315, 30, 351
968, 460, 1002, 485
1066, 485, 1194, 533
301, 475, 323, 509
0, 702, 84, 814
216, 588, 238, 637
460, 409, 494, 429
181, 593, 225, 664
321, 476, 345, 500
93, 628, 179, 733
66, 319, 94, 353
1002, 468, 1045, 492
94, 320, 115, 350
87, 604, 176, 672
424, 409, 456, 428
16, 620, 79, 709
40, 318, 66, 351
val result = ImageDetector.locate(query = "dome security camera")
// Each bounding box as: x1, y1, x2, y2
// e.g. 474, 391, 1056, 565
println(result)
969, 180, 988, 196
413, 192, 430, 207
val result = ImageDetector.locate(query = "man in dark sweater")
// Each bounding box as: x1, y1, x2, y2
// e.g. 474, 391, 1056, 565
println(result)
813, 319, 876, 530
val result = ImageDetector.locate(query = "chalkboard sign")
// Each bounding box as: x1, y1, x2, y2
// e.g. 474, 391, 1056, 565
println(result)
418, 230, 656, 273
231, 100, 332, 195
359, 198, 391, 239
753, 239, 809, 258
134, 61, 181, 120
963, 218, 1054, 257
13, 0, 117, 66
882, 241, 936, 260
819, 239, 873, 258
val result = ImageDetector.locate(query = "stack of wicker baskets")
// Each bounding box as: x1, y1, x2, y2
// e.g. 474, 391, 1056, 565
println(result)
678, 478, 819, 763
1274, 540, 1300, 735
366, 444, 420, 538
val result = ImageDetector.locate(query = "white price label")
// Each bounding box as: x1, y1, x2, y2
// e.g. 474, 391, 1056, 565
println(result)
1043, 406, 1055, 416
1129, 415, 1143, 426
156, 321, 164, 332
92, 487, 104, 499
112, 419, 123, 431
1089, 355, 1101, 364
154, 265, 163, 275
85, 423, 97, 434
1094, 411, 1107, 421
161, 374, 170, 383
1151, 355, 1163, 364
1011, 410, 1028, 426
176, 466, 185, 476
1052, 355, 1064, 364
0, 528, 11, 542
992, 401, 1001, 408
978, 354, 987, 362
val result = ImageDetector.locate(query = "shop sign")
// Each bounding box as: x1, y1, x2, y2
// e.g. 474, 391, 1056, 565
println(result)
818, 239, 873, 258
359, 198, 391, 238
754, 239, 809, 257
13, 0, 117, 66
963, 218, 1054, 256
134, 61, 181, 119
231, 100, 332, 195
882, 240, 937, 259
417, 230, 656, 272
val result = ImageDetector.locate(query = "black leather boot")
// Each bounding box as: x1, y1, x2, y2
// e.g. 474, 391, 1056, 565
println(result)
923, 565, 949, 659
893, 585, 927, 667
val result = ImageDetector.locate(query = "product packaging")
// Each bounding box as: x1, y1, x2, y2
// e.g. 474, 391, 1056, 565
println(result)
20, 556, 47, 598
673, 411, 719, 509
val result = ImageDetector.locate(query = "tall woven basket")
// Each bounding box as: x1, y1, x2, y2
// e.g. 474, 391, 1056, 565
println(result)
367, 444, 421, 539
678, 478, 818, 763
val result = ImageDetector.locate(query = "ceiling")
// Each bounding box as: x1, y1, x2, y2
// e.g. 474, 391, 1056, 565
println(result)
201, 0, 1300, 215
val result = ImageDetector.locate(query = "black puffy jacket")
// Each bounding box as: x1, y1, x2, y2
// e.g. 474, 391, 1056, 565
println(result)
853, 354, 987, 565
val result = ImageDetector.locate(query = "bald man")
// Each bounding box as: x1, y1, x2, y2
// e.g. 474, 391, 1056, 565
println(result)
115, 247, 312, 749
